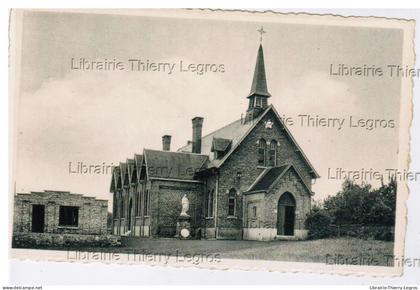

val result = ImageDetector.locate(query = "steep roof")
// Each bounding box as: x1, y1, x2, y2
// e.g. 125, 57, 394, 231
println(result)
134, 153, 143, 181
134, 154, 143, 167
120, 162, 127, 177
246, 164, 313, 195
127, 158, 135, 181
144, 149, 208, 181
110, 154, 143, 192
177, 117, 254, 167
249, 165, 289, 192
110, 167, 116, 191
178, 105, 319, 178
110, 166, 121, 192
120, 162, 129, 185
248, 44, 271, 98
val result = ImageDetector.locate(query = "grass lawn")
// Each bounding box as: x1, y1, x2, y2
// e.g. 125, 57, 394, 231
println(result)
74, 237, 394, 266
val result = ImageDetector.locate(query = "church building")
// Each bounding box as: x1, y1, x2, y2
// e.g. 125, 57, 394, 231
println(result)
110, 40, 319, 241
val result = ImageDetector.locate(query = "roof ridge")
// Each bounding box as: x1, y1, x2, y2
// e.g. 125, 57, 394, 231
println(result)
144, 148, 209, 156
246, 164, 291, 193
200, 118, 242, 140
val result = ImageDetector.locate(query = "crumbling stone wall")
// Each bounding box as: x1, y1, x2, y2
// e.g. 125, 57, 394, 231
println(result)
13, 190, 108, 235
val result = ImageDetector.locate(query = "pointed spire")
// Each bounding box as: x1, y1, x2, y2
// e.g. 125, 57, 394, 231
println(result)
248, 44, 271, 98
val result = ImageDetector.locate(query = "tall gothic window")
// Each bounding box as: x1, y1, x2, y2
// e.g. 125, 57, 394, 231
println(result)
113, 194, 117, 217
138, 188, 142, 217
228, 189, 236, 216
258, 138, 266, 166
119, 192, 124, 218
135, 190, 140, 216
268, 140, 277, 167
144, 190, 150, 216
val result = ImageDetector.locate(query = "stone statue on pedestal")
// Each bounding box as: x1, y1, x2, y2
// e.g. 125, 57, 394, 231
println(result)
176, 194, 192, 239
180, 194, 189, 217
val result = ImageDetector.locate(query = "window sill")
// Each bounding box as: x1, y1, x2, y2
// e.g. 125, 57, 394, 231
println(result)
58, 226, 79, 229
257, 165, 277, 169
205, 217, 214, 220
227, 216, 237, 219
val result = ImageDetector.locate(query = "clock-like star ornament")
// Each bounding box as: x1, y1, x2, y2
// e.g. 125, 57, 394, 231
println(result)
265, 119, 274, 129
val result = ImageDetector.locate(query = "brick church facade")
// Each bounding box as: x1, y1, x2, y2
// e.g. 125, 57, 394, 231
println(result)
110, 43, 319, 241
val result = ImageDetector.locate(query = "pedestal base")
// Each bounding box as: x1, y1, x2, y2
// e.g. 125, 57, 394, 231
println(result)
175, 215, 192, 239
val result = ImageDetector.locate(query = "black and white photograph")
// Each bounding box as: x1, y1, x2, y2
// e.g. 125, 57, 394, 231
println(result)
4, 7, 420, 288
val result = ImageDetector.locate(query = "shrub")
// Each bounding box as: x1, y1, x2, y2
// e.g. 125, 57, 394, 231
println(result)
307, 178, 397, 241
305, 207, 333, 239
12, 233, 122, 249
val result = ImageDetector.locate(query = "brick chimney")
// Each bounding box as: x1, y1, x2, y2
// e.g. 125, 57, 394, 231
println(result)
162, 135, 171, 151
192, 117, 204, 154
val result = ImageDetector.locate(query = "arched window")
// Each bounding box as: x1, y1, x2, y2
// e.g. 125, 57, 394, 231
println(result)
228, 188, 237, 216
257, 138, 266, 166
268, 140, 277, 167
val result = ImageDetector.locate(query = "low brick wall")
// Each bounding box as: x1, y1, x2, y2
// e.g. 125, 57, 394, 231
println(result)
12, 233, 121, 249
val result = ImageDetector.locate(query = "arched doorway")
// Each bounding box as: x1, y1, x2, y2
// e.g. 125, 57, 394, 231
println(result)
277, 192, 296, 236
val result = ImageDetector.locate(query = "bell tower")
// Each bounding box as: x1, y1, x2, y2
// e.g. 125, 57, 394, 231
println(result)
245, 27, 271, 124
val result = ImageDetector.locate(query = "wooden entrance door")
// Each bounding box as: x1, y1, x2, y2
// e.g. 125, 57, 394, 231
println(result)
277, 192, 296, 236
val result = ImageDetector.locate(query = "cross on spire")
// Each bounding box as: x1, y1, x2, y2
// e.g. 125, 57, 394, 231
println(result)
257, 26, 266, 43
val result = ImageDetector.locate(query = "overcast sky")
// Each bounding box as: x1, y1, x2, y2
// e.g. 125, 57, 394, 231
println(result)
14, 11, 404, 204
